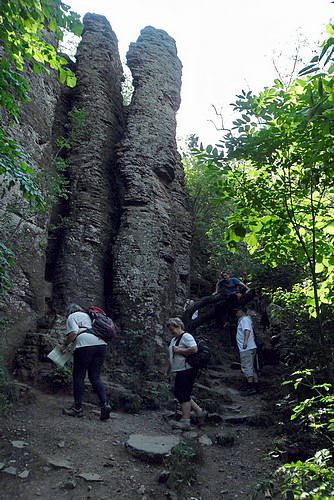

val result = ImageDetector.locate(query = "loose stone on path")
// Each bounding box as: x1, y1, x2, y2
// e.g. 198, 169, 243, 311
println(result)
126, 434, 180, 463
47, 458, 73, 469
10, 440, 29, 448
78, 472, 103, 481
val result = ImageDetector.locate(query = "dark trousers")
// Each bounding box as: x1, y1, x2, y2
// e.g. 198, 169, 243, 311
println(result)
174, 368, 198, 404
73, 345, 107, 408
215, 294, 239, 322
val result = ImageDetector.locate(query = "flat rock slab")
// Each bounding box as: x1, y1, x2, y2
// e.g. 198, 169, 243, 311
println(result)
10, 441, 29, 449
3, 467, 17, 475
126, 434, 180, 463
47, 458, 73, 469
198, 435, 212, 446
223, 414, 252, 424
223, 414, 274, 427
78, 472, 103, 482
18, 470, 30, 479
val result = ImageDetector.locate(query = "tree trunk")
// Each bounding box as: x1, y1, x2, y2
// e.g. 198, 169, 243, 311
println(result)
182, 289, 255, 332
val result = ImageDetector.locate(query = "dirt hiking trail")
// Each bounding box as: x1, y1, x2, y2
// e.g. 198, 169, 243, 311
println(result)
0, 344, 281, 500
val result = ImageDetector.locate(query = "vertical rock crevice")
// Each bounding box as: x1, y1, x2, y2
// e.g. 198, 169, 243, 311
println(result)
51, 13, 124, 312
2, 17, 193, 374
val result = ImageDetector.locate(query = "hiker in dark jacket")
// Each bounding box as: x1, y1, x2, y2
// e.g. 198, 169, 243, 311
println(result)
61, 303, 111, 420
165, 317, 207, 430
214, 270, 250, 298
214, 270, 250, 322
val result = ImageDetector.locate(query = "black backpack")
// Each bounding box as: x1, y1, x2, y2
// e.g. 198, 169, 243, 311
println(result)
176, 334, 211, 370
85, 306, 118, 343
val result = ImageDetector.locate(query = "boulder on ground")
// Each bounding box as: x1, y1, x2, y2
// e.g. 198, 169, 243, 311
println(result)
125, 434, 180, 463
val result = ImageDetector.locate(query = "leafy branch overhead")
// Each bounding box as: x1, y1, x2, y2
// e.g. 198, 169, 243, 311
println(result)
0, 1, 83, 299
0, 0, 82, 92
194, 26, 334, 316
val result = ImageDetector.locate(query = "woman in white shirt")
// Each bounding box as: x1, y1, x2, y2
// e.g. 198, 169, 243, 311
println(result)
165, 317, 207, 430
61, 303, 111, 420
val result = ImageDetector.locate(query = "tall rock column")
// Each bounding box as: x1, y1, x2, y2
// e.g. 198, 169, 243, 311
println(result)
113, 27, 192, 337
52, 13, 124, 311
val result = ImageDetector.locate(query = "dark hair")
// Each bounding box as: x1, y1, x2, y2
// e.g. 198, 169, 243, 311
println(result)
66, 303, 83, 316
235, 306, 247, 313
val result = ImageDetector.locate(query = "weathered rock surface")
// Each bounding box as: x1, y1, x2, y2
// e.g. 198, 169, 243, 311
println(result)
78, 472, 103, 481
112, 26, 192, 337
1, 38, 63, 360
47, 457, 73, 469
52, 13, 124, 311
3, 15, 193, 380
125, 433, 180, 463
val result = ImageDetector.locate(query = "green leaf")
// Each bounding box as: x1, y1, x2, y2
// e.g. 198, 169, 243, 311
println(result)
71, 21, 83, 37
66, 74, 77, 88
315, 262, 324, 273
48, 18, 57, 32
59, 68, 67, 84
244, 233, 258, 248
323, 223, 334, 234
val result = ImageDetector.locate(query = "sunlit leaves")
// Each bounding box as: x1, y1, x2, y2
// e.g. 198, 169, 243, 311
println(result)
0, 0, 82, 117
0, 1, 83, 299
194, 34, 334, 317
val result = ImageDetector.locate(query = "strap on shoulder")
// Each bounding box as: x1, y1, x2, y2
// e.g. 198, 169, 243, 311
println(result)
175, 332, 185, 346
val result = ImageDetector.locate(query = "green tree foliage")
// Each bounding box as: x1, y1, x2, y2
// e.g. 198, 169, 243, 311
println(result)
0, 1, 83, 299
194, 25, 334, 382
190, 26, 334, 497
0, 0, 82, 196
276, 449, 334, 499
183, 136, 261, 279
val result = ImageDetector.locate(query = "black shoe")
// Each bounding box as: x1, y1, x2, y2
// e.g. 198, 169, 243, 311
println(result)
100, 402, 112, 421
63, 406, 83, 417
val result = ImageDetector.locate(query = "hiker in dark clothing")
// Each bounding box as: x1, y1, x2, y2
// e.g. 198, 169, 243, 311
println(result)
214, 271, 250, 322
61, 303, 111, 421
214, 270, 250, 298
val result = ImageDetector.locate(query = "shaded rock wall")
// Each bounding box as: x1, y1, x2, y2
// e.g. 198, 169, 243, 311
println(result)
0, 49, 63, 359
50, 14, 124, 312
2, 15, 192, 373
113, 27, 192, 335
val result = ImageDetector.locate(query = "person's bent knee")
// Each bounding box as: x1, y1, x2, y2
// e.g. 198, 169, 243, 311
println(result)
176, 396, 191, 404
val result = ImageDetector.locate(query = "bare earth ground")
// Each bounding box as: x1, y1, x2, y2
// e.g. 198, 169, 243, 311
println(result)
0, 358, 280, 500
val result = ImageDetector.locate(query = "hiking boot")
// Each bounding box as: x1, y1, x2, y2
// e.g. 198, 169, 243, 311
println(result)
197, 410, 208, 425
100, 402, 112, 421
241, 388, 257, 396
62, 406, 83, 417
172, 419, 191, 431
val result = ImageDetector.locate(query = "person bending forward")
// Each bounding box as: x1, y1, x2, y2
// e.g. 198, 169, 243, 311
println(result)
61, 303, 111, 421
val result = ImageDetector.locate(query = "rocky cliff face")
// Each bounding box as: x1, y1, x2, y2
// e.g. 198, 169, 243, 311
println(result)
0, 40, 63, 358
112, 27, 192, 337
49, 13, 124, 312
2, 15, 192, 373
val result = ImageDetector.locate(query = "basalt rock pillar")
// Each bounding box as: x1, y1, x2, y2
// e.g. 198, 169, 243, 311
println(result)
52, 14, 124, 311
112, 27, 192, 337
